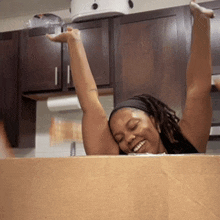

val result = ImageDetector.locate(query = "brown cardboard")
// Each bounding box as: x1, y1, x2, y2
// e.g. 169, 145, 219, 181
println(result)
0, 155, 220, 220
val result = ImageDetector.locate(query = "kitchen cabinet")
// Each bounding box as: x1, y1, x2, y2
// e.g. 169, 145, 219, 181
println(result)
20, 19, 111, 94
112, 6, 189, 117
20, 25, 62, 92
0, 30, 36, 148
0, 31, 19, 147
62, 19, 111, 91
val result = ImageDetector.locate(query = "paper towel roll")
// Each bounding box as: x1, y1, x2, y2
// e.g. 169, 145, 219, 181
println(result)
47, 95, 81, 112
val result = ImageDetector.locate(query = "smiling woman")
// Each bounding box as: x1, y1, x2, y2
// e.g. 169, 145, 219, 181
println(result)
46, 0, 214, 155
108, 94, 199, 154
109, 107, 165, 154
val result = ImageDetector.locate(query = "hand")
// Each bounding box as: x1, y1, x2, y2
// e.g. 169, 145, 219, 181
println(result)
190, 0, 215, 18
46, 27, 81, 43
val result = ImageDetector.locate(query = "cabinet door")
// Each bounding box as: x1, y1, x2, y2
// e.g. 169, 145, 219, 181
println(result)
20, 25, 62, 92
0, 31, 19, 147
113, 7, 188, 117
62, 19, 110, 90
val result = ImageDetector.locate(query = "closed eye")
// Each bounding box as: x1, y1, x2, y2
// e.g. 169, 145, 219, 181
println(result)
129, 121, 139, 131
130, 124, 138, 130
115, 135, 124, 144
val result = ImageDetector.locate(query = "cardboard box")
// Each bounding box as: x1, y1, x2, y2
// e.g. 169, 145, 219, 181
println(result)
0, 155, 220, 220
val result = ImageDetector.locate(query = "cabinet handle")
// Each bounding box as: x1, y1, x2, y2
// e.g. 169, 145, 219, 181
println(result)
55, 67, 58, 85
67, 65, 70, 84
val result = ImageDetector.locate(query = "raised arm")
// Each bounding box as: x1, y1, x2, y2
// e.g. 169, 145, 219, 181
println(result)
47, 28, 119, 155
179, 0, 214, 152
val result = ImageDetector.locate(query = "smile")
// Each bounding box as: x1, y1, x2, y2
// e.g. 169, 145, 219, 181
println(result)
133, 140, 146, 152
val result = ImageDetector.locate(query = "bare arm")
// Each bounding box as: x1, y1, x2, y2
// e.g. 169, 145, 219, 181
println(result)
179, 1, 214, 153
47, 28, 119, 155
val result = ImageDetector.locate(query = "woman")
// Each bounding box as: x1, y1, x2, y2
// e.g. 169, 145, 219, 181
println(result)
47, 0, 214, 155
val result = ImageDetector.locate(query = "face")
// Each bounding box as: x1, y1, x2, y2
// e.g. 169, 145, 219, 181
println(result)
109, 108, 167, 154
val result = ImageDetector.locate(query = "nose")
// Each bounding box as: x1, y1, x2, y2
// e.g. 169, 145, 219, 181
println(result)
125, 131, 135, 144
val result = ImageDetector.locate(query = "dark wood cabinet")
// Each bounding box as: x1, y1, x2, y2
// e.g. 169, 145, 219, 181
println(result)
62, 19, 111, 91
0, 30, 36, 148
20, 20, 111, 94
112, 6, 188, 118
0, 31, 19, 147
20, 25, 62, 92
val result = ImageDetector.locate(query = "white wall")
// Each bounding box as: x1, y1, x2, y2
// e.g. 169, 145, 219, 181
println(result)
1, 0, 218, 157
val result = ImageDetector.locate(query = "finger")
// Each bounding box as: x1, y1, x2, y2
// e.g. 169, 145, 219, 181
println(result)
46, 34, 63, 42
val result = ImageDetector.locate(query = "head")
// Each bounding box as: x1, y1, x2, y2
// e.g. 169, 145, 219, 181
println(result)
108, 94, 181, 154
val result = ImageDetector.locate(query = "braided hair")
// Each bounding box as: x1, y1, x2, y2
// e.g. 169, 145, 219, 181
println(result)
131, 94, 181, 144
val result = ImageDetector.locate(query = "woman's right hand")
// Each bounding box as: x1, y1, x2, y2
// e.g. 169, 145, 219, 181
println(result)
46, 27, 81, 43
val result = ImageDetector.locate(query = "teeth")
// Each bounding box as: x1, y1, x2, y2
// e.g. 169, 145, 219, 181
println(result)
133, 140, 146, 152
